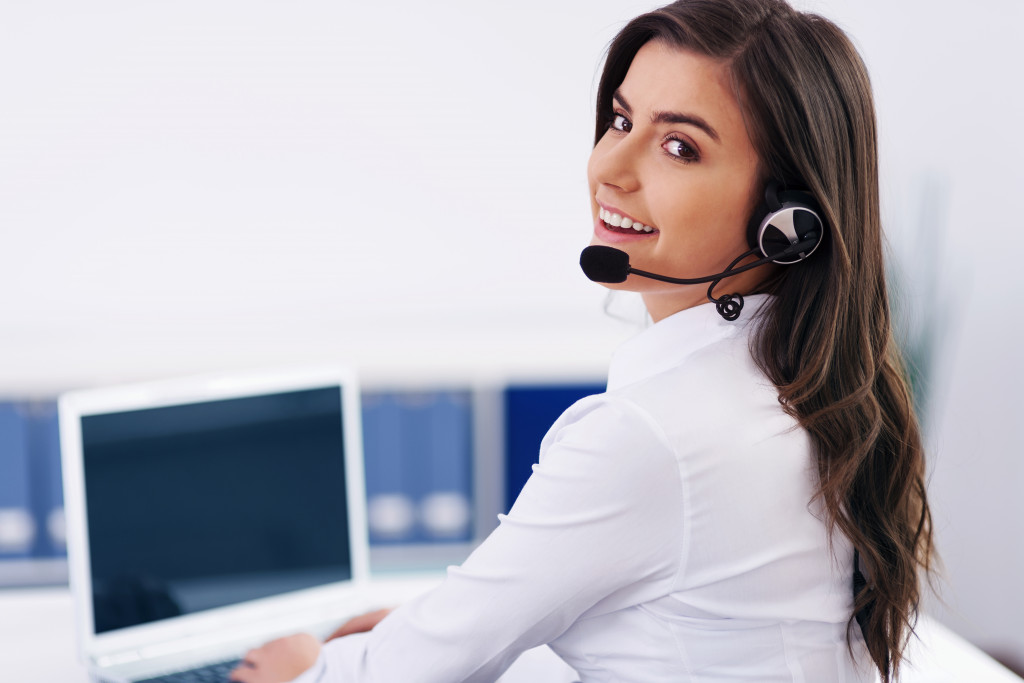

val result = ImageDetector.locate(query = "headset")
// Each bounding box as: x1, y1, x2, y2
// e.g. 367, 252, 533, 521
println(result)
746, 181, 825, 265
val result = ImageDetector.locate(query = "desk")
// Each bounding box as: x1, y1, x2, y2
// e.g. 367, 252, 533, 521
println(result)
0, 579, 1018, 682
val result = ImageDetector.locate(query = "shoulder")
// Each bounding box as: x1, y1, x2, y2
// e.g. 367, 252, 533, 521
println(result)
539, 392, 678, 470
534, 393, 682, 506
541, 393, 672, 454
512, 393, 686, 583
611, 328, 800, 456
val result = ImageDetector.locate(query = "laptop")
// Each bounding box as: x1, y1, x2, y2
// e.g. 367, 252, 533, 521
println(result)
59, 367, 371, 683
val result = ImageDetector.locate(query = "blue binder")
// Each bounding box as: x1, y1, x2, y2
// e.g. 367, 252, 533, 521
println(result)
362, 392, 416, 544
397, 392, 433, 544
420, 391, 472, 541
0, 403, 36, 559
26, 402, 64, 559
362, 390, 475, 545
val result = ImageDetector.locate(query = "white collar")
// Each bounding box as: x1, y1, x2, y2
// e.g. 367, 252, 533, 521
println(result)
607, 294, 771, 392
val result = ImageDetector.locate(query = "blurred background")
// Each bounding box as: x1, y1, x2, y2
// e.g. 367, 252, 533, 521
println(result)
1, 0, 1021, 670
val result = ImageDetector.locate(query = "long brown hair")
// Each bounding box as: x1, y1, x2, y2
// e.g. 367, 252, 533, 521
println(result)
595, 2, 933, 680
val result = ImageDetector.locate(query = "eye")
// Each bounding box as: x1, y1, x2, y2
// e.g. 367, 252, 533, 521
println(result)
609, 113, 632, 133
663, 137, 699, 163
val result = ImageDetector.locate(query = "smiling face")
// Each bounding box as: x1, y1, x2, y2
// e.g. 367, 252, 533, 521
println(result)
587, 40, 768, 322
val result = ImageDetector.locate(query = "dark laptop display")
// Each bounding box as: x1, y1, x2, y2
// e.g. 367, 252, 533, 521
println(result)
80, 387, 351, 634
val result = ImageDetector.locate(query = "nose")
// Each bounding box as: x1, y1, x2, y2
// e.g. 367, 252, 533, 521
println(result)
588, 132, 641, 194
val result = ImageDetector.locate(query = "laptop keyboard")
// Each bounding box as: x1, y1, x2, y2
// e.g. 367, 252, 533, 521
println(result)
134, 658, 242, 683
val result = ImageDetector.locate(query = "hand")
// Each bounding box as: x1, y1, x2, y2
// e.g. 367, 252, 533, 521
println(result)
229, 633, 321, 683
324, 607, 394, 642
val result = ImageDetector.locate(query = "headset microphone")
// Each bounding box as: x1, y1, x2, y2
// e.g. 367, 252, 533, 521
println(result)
580, 233, 820, 285
579, 182, 826, 321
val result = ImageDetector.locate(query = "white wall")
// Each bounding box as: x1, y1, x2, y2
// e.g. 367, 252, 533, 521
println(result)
0, 0, 664, 394
2, 0, 1022, 660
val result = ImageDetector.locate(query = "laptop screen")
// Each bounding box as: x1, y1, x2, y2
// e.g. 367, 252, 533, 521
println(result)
79, 386, 352, 635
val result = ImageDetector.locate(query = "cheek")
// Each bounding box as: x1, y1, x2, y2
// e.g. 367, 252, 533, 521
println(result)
654, 184, 722, 234
652, 182, 754, 253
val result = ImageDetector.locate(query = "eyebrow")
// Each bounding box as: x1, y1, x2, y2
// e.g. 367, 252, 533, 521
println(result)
613, 89, 721, 143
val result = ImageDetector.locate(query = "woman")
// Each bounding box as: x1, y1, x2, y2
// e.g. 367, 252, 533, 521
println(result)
231, 1, 932, 681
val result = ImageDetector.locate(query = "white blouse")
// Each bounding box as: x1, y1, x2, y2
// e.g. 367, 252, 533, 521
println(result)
291, 295, 876, 682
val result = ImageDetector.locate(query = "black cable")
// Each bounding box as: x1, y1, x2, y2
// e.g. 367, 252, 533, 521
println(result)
706, 248, 759, 321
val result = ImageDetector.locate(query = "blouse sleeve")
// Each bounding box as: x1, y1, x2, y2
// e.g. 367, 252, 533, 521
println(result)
290, 395, 686, 683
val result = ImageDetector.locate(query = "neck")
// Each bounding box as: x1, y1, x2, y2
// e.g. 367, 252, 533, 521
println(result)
641, 289, 709, 323
641, 263, 777, 322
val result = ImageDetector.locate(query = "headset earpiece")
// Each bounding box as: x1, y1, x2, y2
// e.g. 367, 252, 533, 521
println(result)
745, 181, 825, 265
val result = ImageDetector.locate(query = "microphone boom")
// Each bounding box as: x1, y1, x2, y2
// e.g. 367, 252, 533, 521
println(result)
578, 233, 819, 320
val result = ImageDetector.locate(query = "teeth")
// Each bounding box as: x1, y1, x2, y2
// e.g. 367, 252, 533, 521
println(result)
599, 207, 654, 233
